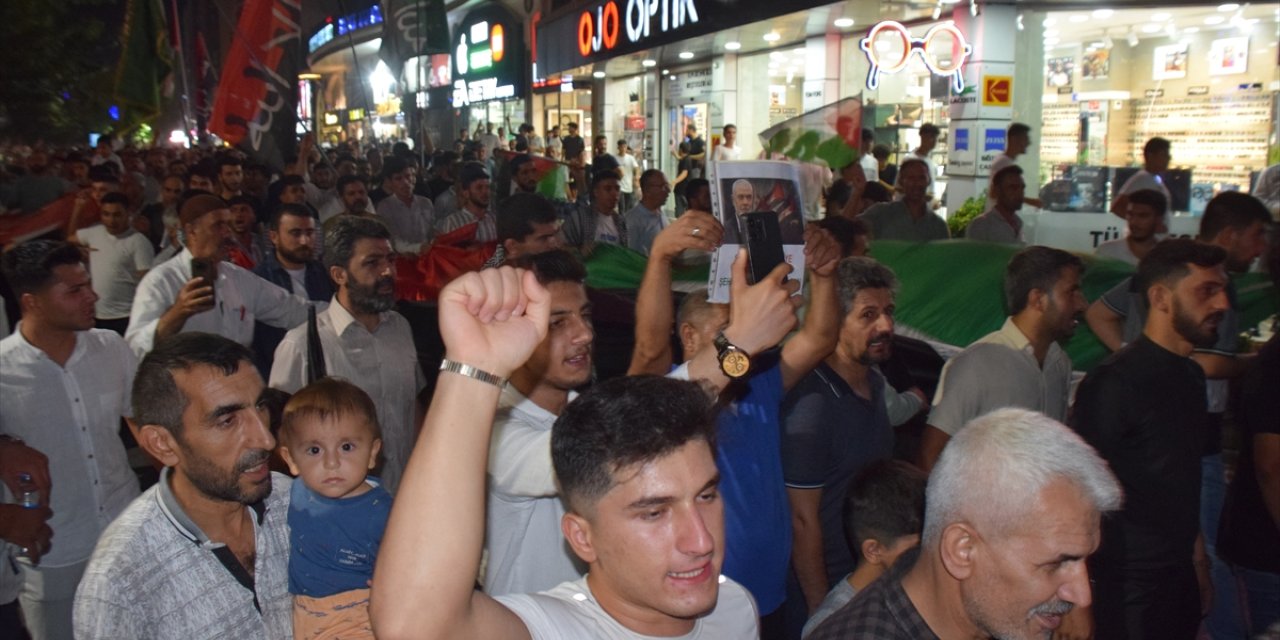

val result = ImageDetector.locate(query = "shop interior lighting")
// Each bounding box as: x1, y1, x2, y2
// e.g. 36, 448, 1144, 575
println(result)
970, 1, 978, 17
833, 17, 855, 28
1164, 21, 1177, 36
1102, 34, 1114, 48
724, 41, 742, 50
1127, 30, 1140, 46
1044, 29, 1059, 38
1204, 15, 1225, 25
1217, 3, 1239, 11
932, 4, 942, 20
1068, 14, 1088, 23
1182, 26, 1200, 33
1016, 14, 1024, 30
1044, 37, 1060, 46
592, 71, 606, 78
678, 51, 695, 59
1141, 23, 1162, 33
1091, 9, 1114, 19
1151, 12, 1171, 21
763, 31, 781, 42
1043, 17, 1057, 27
641, 59, 657, 67
661, 69, 669, 75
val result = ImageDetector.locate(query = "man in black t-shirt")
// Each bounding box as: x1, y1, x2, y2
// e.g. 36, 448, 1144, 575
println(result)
1072, 239, 1232, 640
561, 122, 585, 164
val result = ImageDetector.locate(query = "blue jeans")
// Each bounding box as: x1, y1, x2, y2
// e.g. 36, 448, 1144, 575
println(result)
1202, 453, 1248, 639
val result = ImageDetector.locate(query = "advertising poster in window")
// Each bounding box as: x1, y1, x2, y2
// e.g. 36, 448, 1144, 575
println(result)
1152, 43, 1189, 80
1046, 56, 1074, 88
1208, 37, 1248, 76
1082, 49, 1109, 80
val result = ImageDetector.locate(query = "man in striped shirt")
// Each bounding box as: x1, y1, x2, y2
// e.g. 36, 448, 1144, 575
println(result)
433, 162, 496, 247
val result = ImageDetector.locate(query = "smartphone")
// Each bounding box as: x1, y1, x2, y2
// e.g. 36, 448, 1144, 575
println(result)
742, 211, 786, 285
190, 258, 217, 306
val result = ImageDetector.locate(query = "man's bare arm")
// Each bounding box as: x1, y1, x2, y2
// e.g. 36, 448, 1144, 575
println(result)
370, 268, 548, 640
780, 228, 842, 391
1085, 299, 1126, 352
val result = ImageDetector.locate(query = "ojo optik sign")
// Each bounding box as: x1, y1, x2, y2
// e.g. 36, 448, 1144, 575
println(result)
576, 0, 699, 57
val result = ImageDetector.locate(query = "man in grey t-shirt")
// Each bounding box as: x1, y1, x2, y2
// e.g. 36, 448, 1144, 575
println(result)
858, 159, 948, 242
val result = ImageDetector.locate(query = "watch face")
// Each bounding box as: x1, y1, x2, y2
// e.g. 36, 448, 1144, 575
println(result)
720, 351, 751, 378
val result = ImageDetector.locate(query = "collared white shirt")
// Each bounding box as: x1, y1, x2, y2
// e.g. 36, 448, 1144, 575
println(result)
78, 224, 155, 319
928, 317, 1072, 436
375, 193, 435, 253
0, 327, 140, 567
125, 248, 312, 357
269, 298, 424, 494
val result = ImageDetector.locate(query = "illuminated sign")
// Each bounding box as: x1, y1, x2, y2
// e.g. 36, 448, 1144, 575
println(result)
323, 112, 340, 126
861, 21, 972, 92
308, 6, 383, 53
309, 24, 334, 53
983, 75, 1012, 106
576, 0, 698, 57
452, 3, 524, 106
347, 108, 365, 121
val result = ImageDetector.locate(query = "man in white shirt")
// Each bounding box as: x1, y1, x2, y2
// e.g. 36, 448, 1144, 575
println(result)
615, 140, 640, 213
987, 123, 1044, 209
919, 246, 1087, 471
0, 240, 140, 640
478, 123, 501, 159
966, 166, 1027, 244
70, 192, 154, 334
712, 124, 742, 163
125, 194, 311, 356
1111, 137, 1173, 220
270, 216, 424, 494
375, 156, 436, 255
858, 128, 879, 184
433, 162, 497, 246
371, 254, 812, 639
1095, 189, 1166, 266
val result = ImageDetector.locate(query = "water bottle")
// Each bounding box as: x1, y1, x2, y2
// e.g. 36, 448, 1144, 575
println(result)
17, 473, 39, 509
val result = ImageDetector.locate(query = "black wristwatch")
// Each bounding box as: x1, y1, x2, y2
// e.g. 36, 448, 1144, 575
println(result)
714, 332, 751, 379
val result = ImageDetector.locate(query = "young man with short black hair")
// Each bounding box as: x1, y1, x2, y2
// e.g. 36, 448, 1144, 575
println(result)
71, 192, 155, 334
1095, 188, 1166, 265
433, 161, 496, 245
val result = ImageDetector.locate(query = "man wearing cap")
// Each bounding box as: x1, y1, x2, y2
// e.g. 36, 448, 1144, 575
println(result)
124, 194, 313, 357
433, 162, 496, 246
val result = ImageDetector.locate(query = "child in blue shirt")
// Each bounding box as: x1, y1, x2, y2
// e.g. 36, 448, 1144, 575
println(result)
279, 378, 391, 640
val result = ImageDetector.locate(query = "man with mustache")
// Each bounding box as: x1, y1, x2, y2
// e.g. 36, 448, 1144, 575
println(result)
269, 216, 424, 494
808, 408, 1122, 640
250, 204, 333, 376
920, 246, 1087, 472
124, 194, 312, 357
1072, 238, 1232, 639
75, 333, 293, 638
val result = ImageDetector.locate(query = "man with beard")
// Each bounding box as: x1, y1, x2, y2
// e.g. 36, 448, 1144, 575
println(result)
965, 166, 1028, 244
74, 333, 292, 638
509, 154, 540, 196
1, 240, 140, 640
251, 204, 332, 375
781, 257, 899, 624
216, 156, 244, 201
920, 246, 1087, 471
433, 162, 496, 246
225, 196, 269, 270
858, 159, 948, 242
304, 163, 338, 214
125, 194, 312, 357
269, 216, 424, 494
808, 408, 1121, 640
1071, 238, 1231, 639
319, 175, 374, 223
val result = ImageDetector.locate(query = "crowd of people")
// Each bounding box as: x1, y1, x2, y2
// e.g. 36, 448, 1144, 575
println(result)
0, 120, 1276, 640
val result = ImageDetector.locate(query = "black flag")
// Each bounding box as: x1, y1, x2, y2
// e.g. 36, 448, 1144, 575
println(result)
306, 306, 327, 384
379, 0, 449, 81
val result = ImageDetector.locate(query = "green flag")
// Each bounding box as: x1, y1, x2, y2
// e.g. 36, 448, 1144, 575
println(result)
114, 0, 172, 119
758, 96, 863, 170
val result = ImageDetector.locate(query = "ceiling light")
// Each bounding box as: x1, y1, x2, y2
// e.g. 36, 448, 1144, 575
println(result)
1151, 12, 1170, 21
1043, 17, 1057, 27
763, 31, 780, 42
1183, 27, 1200, 33
1090, 41, 1105, 49
592, 71, 606, 78
1068, 14, 1088, 23
833, 17, 854, 28
769, 51, 785, 61
678, 51, 695, 59
724, 41, 741, 51
1217, 3, 1239, 11
1092, 9, 1114, 19
1127, 31, 1140, 46
641, 59, 656, 67
1141, 23, 1162, 33
1017, 14, 1025, 31
1204, 15, 1225, 24
661, 69, 669, 75
1165, 22, 1177, 36
932, 5, 942, 20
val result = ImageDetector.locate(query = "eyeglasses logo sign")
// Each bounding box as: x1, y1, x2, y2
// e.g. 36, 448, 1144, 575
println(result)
861, 21, 972, 93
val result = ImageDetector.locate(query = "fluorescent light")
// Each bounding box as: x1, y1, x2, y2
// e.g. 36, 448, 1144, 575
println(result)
1141, 23, 1162, 33
1204, 15, 1225, 24
641, 59, 657, 67
1092, 9, 1114, 19
763, 31, 780, 42
833, 17, 854, 28
678, 51, 694, 59
1152, 12, 1171, 21
724, 41, 741, 51
661, 69, 669, 75
1068, 14, 1088, 23
592, 71, 606, 78
1217, 3, 1239, 11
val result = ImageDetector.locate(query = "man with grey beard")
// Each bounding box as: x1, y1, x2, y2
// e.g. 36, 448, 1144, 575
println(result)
269, 216, 424, 494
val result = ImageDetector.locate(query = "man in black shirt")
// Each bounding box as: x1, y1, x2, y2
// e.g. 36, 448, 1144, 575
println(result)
1072, 238, 1231, 640
561, 122, 585, 164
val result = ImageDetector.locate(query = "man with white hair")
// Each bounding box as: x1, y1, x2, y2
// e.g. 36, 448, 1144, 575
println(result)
721, 179, 756, 245
807, 408, 1123, 640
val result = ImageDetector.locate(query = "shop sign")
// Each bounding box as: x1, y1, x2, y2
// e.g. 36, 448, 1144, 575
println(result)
666, 68, 712, 102
861, 21, 972, 93
981, 75, 1011, 107
1144, 89, 1164, 98
977, 122, 1006, 174
309, 24, 335, 53
323, 112, 340, 126
347, 108, 365, 121
452, 3, 525, 106
536, 0, 834, 75
950, 62, 1011, 121
1057, 86, 1073, 95
1187, 86, 1209, 96
948, 125, 976, 175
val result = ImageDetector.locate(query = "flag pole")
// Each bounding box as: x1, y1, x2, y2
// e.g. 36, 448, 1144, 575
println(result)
169, 0, 195, 147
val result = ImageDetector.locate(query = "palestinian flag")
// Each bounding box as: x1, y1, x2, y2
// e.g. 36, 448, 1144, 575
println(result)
759, 96, 863, 170
492, 150, 569, 201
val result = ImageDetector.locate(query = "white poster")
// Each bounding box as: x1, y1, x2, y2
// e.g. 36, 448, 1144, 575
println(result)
1152, 43, 1189, 80
706, 160, 807, 303
1208, 37, 1248, 76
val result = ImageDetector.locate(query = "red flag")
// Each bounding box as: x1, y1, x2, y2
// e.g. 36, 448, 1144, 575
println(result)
210, 0, 301, 170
